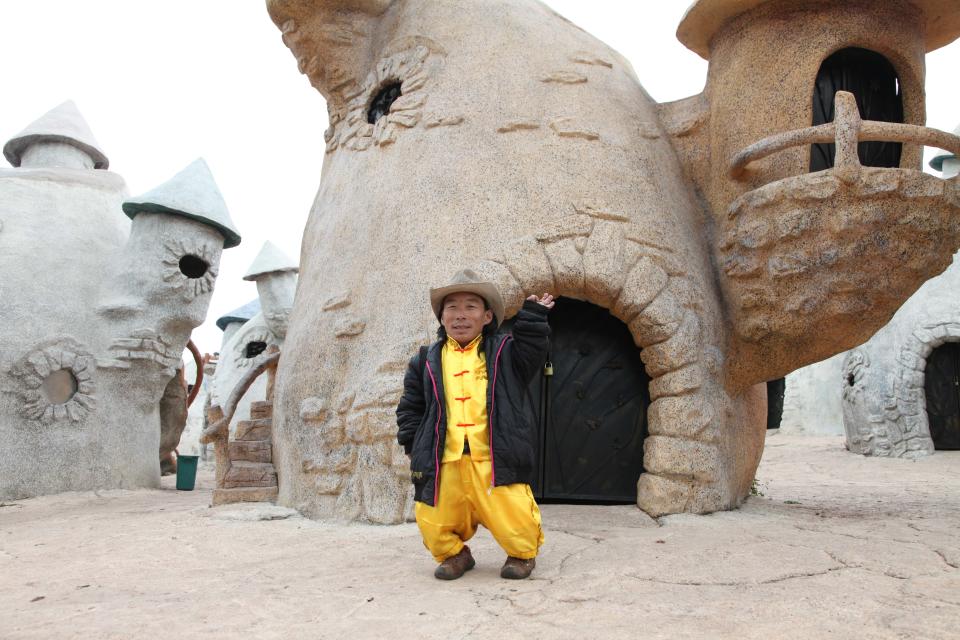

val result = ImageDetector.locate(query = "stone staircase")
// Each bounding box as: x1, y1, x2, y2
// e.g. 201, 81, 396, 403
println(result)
212, 399, 279, 506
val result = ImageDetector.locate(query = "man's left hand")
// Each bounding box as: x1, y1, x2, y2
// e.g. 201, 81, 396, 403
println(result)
527, 293, 555, 310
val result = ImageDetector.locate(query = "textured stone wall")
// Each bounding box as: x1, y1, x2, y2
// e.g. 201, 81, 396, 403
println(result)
842, 251, 960, 457
779, 353, 846, 436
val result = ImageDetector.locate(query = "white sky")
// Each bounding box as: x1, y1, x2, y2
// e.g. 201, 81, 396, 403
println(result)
1, 1, 958, 356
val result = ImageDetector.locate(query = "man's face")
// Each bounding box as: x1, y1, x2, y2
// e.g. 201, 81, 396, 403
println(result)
441, 292, 493, 346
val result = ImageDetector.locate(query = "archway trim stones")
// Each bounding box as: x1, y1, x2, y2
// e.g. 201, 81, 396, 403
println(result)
890, 321, 960, 456
467, 206, 729, 517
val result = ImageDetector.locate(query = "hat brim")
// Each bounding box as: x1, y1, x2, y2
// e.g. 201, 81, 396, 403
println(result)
430, 282, 505, 328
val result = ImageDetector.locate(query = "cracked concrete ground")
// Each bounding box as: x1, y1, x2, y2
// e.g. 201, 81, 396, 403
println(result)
2, 435, 958, 639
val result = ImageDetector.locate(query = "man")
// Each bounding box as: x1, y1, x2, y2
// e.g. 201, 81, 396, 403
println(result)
396, 269, 554, 580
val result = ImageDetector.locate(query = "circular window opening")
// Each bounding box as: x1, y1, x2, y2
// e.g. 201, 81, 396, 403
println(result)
245, 341, 268, 359
179, 254, 209, 279
42, 369, 78, 405
367, 82, 403, 124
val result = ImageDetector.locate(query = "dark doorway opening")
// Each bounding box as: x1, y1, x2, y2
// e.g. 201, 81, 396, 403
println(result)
924, 342, 960, 450
811, 47, 904, 171
503, 298, 651, 504
767, 377, 785, 429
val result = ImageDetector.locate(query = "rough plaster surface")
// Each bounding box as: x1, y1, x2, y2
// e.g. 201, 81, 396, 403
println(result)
2, 436, 958, 639
0, 107, 238, 499
207, 243, 297, 436
784, 143, 960, 442
262, 0, 960, 521
177, 355, 216, 458
677, 0, 960, 57
780, 352, 845, 436
158, 368, 189, 473
840, 157, 960, 457
210, 312, 276, 434
842, 250, 960, 457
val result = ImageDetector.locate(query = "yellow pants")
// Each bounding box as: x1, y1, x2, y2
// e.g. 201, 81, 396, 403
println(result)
415, 455, 544, 563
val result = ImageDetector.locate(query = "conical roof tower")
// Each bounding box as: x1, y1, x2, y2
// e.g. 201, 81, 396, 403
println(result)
3, 100, 109, 169
216, 299, 262, 331
243, 241, 299, 281
122, 158, 241, 248
677, 0, 960, 59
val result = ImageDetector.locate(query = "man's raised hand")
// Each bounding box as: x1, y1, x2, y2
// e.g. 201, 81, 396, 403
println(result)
526, 293, 555, 310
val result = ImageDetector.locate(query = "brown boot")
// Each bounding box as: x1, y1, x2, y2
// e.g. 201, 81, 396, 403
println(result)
500, 556, 536, 579
434, 545, 476, 580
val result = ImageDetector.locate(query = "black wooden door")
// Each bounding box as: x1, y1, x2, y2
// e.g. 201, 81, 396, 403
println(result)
767, 378, 785, 429
810, 47, 903, 171
505, 298, 650, 502
924, 343, 960, 450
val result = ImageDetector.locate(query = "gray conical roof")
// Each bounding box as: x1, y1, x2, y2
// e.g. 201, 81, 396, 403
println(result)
242, 240, 299, 281
216, 299, 261, 331
122, 158, 241, 248
929, 123, 960, 173
3, 100, 109, 169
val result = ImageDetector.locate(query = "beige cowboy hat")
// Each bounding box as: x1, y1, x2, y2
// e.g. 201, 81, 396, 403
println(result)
430, 269, 505, 327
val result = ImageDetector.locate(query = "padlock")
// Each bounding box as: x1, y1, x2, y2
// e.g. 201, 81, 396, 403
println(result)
544, 361, 554, 377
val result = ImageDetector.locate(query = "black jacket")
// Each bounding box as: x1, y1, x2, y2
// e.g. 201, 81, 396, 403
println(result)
396, 300, 550, 506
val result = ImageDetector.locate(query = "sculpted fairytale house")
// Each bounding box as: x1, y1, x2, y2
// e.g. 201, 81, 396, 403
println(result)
210, 243, 298, 436
0, 101, 240, 499
260, 0, 960, 522
199, 243, 299, 504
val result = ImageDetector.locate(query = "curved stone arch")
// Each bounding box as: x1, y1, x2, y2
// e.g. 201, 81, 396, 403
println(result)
887, 321, 960, 456
467, 209, 729, 516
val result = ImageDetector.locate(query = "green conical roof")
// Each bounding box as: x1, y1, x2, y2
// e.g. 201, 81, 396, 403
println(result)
3, 100, 109, 169
216, 299, 261, 331
243, 240, 299, 281
122, 158, 241, 248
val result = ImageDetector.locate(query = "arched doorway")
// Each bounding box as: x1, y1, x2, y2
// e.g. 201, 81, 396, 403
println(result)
766, 377, 785, 429
924, 342, 960, 450
811, 47, 904, 171
504, 297, 650, 503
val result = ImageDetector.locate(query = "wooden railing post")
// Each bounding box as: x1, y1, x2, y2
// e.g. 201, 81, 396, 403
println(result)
833, 91, 863, 184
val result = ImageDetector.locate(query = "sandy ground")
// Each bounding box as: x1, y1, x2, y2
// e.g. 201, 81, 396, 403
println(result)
1, 434, 958, 640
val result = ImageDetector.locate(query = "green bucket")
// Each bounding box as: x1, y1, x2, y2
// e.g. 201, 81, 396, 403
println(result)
175, 455, 199, 491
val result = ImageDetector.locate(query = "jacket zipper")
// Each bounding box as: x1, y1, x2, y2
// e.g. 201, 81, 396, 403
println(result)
424, 361, 442, 507
488, 336, 511, 493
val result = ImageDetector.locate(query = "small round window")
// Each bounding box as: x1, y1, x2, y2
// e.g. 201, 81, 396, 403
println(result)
367, 82, 403, 124
42, 369, 78, 405
179, 255, 209, 279
245, 341, 268, 359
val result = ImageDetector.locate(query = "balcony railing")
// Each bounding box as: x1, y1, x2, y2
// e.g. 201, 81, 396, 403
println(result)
729, 91, 960, 183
